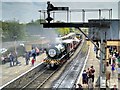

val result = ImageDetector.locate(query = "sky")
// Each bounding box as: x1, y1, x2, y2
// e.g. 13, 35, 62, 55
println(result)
1, 0, 120, 2
118, 1, 120, 19
1, 0, 120, 23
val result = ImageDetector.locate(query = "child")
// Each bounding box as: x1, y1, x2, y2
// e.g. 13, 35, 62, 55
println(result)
31, 58, 35, 66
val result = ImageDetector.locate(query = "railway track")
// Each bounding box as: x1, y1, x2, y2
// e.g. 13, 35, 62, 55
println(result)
21, 42, 86, 89
21, 67, 60, 89
1, 40, 85, 90
52, 41, 89, 88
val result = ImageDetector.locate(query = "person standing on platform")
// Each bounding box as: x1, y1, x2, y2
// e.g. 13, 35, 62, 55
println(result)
86, 68, 90, 83
14, 51, 19, 65
82, 70, 88, 87
90, 66, 95, 83
87, 71, 93, 90
31, 48, 36, 60
9, 52, 14, 67
25, 51, 30, 65
31, 58, 35, 66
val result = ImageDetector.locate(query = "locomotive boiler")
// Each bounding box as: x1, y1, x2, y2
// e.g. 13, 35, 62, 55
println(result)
43, 33, 82, 68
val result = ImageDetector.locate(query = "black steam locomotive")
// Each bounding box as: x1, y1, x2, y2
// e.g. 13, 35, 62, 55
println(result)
43, 33, 82, 68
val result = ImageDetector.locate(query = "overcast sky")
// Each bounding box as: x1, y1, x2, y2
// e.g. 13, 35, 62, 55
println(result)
1, 0, 120, 23
1, 0, 120, 2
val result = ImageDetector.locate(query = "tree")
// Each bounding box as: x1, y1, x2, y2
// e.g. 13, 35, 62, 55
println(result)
27, 19, 46, 25
34, 19, 46, 24
57, 28, 70, 36
2, 20, 25, 41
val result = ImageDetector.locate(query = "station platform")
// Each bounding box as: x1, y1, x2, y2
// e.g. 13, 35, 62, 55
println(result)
76, 42, 118, 89
0, 53, 46, 87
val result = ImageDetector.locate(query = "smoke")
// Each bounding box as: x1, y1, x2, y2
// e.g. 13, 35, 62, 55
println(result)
25, 24, 61, 48
41, 28, 60, 44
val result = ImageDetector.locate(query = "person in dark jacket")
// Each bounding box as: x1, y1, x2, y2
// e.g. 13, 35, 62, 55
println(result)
9, 52, 14, 67
31, 49, 36, 60
82, 70, 88, 85
90, 66, 95, 82
25, 51, 30, 65
14, 51, 20, 65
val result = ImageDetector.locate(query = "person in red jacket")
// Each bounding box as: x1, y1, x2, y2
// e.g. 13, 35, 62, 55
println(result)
31, 58, 35, 66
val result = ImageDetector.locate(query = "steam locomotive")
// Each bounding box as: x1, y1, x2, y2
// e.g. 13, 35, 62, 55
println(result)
43, 33, 82, 68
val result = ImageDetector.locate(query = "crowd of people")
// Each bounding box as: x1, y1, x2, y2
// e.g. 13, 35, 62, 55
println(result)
1, 43, 120, 89
0, 47, 44, 67
73, 66, 95, 90
24, 47, 41, 66
108, 46, 119, 64
106, 46, 120, 89
81, 66, 95, 89
108, 46, 120, 75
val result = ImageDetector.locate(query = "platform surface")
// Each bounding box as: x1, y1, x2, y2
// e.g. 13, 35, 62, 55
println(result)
77, 42, 118, 89
0, 53, 47, 87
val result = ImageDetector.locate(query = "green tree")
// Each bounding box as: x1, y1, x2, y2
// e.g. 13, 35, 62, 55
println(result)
57, 28, 70, 36
2, 21, 25, 41
27, 19, 46, 25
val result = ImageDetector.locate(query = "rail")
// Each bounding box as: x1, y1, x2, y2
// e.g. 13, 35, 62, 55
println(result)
52, 41, 89, 88
1, 62, 45, 89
